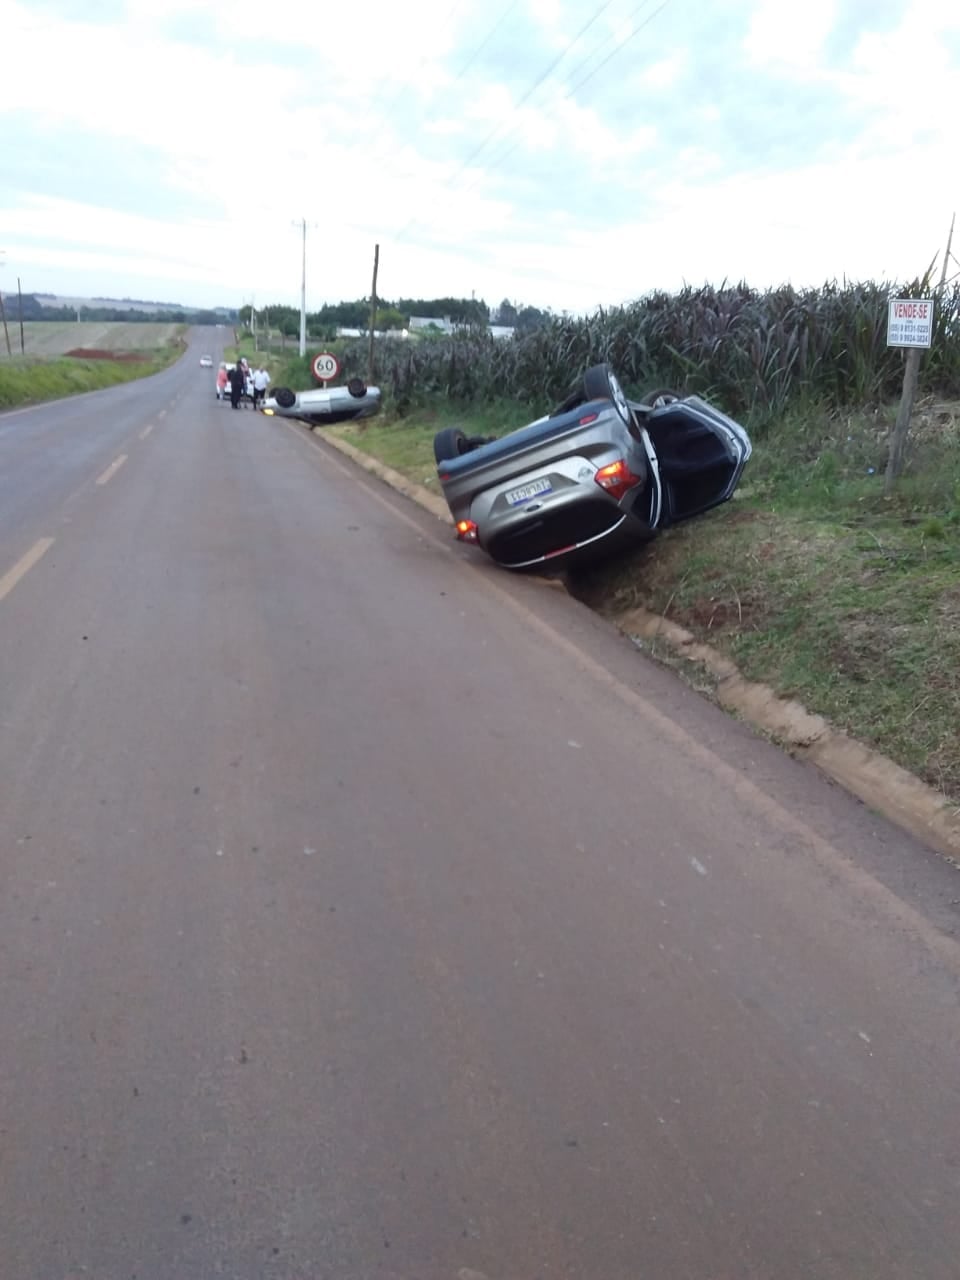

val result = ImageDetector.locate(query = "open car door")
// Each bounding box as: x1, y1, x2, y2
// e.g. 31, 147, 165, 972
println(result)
637, 396, 752, 525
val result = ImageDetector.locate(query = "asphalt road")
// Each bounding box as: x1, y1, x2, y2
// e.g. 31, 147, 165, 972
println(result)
2, 328, 960, 1280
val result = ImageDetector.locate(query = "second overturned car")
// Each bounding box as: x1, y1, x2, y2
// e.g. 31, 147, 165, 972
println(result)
260, 378, 381, 426
435, 363, 752, 571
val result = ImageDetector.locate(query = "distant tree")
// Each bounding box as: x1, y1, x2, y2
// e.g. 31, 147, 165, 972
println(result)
494, 298, 518, 327
277, 315, 300, 349
376, 306, 407, 331
515, 304, 550, 334
396, 296, 489, 325
308, 324, 338, 342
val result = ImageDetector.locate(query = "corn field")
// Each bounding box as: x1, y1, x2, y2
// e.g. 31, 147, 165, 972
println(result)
331, 279, 960, 427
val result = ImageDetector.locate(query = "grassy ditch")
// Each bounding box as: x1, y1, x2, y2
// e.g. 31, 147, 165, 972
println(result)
331, 396, 960, 804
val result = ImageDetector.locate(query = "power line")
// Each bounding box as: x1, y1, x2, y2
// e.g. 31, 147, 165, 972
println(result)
363, 0, 475, 124
567, 0, 675, 99
449, 0, 520, 82
455, 0, 660, 184
362, 0, 520, 177
438, 0, 678, 205
393, 0, 622, 244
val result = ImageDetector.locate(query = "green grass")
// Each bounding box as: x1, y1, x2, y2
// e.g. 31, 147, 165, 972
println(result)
330, 400, 519, 496
570, 398, 960, 801
334, 396, 960, 802
0, 348, 182, 410
0, 322, 187, 410
223, 345, 309, 386
0, 321, 186, 358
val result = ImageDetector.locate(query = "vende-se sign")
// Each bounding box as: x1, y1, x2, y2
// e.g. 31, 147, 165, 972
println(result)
887, 297, 934, 348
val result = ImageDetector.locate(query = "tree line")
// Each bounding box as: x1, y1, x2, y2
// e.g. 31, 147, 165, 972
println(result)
5, 293, 234, 325
240, 296, 556, 338
8, 289, 557, 335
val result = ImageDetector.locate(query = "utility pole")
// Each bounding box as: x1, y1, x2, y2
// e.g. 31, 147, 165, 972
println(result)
17, 277, 25, 354
299, 217, 307, 357
368, 243, 380, 386
0, 251, 11, 357
0, 293, 10, 357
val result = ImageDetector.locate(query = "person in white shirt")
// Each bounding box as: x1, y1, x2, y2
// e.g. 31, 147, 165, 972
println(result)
252, 365, 271, 408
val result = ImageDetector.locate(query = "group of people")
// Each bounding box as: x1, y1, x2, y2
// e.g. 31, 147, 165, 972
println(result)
216, 357, 271, 410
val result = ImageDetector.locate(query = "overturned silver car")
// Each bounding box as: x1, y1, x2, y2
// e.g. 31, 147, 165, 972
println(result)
260, 378, 381, 426
435, 363, 752, 572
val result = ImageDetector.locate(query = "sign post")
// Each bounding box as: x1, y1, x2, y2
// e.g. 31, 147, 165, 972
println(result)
884, 297, 934, 494
311, 351, 340, 388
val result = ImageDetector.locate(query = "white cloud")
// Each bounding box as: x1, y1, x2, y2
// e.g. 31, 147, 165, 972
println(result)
1, 0, 958, 314
634, 52, 686, 90
744, 0, 838, 70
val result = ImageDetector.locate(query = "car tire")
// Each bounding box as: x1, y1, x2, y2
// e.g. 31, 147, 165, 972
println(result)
433, 427, 472, 464
347, 377, 367, 398
582, 363, 632, 426
274, 387, 297, 409
639, 388, 683, 408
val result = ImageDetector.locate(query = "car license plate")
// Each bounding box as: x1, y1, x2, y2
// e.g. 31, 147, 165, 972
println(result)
505, 477, 552, 506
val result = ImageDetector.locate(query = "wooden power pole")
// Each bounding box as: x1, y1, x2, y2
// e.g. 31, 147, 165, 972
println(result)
17, 277, 25, 354
368, 243, 380, 386
0, 290, 11, 358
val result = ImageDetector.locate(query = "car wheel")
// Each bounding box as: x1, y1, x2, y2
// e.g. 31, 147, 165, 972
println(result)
582, 363, 632, 426
274, 387, 297, 409
433, 427, 472, 464
639, 388, 682, 408
347, 377, 367, 398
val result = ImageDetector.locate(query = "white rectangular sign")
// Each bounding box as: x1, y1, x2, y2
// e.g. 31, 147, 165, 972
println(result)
887, 297, 934, 348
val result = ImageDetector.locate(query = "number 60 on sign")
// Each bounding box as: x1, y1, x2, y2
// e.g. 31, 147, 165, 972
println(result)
311, 352, 341, 383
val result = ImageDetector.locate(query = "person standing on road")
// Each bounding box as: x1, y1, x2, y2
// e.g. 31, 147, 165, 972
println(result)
253, 364, 271, 409
227, 362, 245, 410
216, 363, 228, 400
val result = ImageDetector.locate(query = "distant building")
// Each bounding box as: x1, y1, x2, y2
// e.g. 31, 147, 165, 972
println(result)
408, 315, 456, 334
407, 316, 516, 340
336, 327, 406, 339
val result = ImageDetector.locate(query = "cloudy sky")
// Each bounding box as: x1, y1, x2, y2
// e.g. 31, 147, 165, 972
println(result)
1, 0, 958, 314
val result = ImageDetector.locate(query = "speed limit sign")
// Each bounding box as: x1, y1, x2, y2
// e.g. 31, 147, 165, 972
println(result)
311, 351, 340, 384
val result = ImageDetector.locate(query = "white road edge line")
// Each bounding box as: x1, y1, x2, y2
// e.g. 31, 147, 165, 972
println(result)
139, 424, 154, 440
96, 454, 128, 486
0, 537, 55, 603
157, 409, 167, 420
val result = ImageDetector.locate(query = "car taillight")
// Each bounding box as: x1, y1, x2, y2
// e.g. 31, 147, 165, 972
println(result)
594, 458, 642, 501
456, 519, 478, 542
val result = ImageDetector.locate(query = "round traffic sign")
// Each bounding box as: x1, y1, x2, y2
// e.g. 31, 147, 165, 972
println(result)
311, 351, 341, 383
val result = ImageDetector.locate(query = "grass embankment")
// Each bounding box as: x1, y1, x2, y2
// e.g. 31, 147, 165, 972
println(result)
0, 323, 187, 410
331, 398, 960, 804
225, 336, 314, 375
5, 320, 185, 357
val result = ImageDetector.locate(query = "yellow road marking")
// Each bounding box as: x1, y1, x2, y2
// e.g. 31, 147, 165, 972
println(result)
139, 424, 154, 440
0, 538, 55, 603
96, 454, 127, 486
